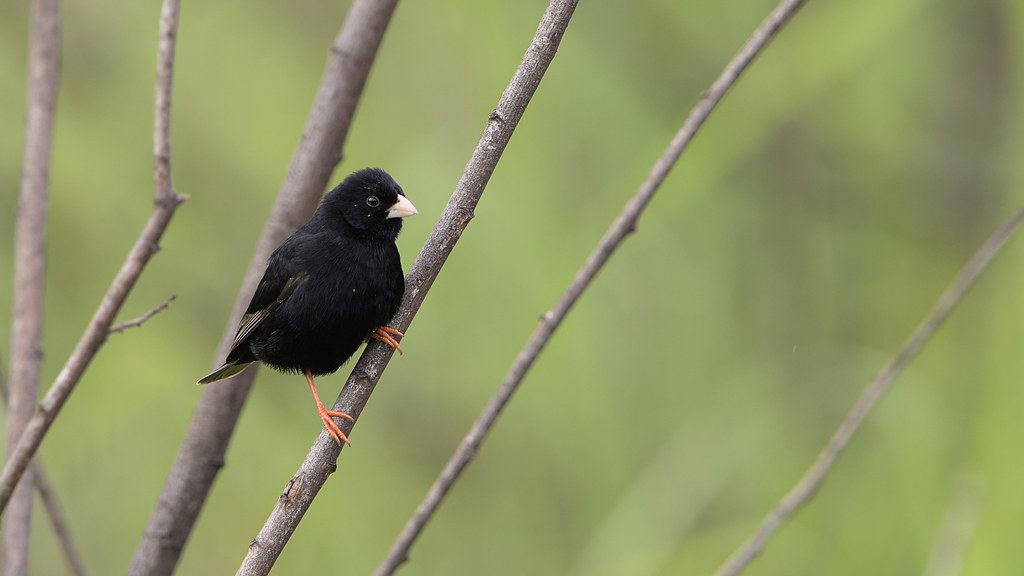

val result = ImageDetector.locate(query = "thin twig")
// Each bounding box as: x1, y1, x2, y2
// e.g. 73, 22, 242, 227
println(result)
237, 1, 579, 574
0, 358, 87, 576
923, 473, 984, 576
108, 295, 176, 335
373, 1, 808, 573
129, 2, 400, 574
0, 0, 186, 515
31, 466, 87, 576
712, 206, 1024, 576
5, 0, 61, 571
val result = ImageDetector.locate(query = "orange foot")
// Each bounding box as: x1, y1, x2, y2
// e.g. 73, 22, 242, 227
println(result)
369, 326, 404, 355
305, 369, 354, 446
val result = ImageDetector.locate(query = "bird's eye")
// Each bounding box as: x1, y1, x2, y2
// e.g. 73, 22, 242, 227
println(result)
366, 196, 381, 208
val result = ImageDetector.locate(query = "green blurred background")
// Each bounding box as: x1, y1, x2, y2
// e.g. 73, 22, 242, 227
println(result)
3, 0, 1024, 574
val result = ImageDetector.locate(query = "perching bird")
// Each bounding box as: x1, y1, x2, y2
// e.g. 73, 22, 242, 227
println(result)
198, 167, 417, 446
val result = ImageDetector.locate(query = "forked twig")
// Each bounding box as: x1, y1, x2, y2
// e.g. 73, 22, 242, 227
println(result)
0, 0, 186, 515
375, 1, 809, 574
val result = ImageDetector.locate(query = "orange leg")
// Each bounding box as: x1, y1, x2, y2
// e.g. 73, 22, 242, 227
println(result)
369, 326, 404, 355
305, 369, 353, 446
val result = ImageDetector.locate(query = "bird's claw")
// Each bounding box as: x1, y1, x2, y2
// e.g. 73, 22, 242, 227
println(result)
317, 405, 354, 446
369, 326, 404, 355
306, 369, 353, 446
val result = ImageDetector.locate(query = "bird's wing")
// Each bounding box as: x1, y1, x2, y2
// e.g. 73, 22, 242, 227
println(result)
228, 267, 307, 354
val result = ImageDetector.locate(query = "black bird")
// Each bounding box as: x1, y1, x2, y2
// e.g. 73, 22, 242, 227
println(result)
198, 168, 417, 445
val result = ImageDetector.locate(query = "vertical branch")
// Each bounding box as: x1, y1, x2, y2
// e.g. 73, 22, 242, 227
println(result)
0, 0, 187, 516
237, 1, 579, 574
4, 0, 61, 573
152, 0, 177, 203
374, 0, 809, 573
128, 2, 400, 575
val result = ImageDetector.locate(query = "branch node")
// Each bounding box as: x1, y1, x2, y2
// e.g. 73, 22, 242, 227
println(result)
206, 456, 226, 471
283, 475, 303, 502
350, 367, 374, 385
156, 190, 187, 209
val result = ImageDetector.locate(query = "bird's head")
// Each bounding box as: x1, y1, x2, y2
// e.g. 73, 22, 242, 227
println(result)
321, 168, 417, 240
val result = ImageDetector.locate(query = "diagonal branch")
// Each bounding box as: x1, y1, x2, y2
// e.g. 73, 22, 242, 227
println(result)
712, 206, 1024, 576
0, 360, 86, 576
236, 1, 579, 574
5, 0, 61, 571
29, 465, 87, 576
128, 1, 400, 574
374, 0, 809, 573
0, 0, 187, 516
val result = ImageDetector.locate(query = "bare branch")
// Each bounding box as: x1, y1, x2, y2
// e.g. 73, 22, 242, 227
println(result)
4, 0, 61, 571
373, 0, 808, 573
0, 0, 187, 515
0, 359, 87, 576
129, 1, 400, 574
713, 205, 1024, 576
108, 295, 176, 335
152, 0, 176, 206
30, 465, 87, 576
237, 1, 579, 574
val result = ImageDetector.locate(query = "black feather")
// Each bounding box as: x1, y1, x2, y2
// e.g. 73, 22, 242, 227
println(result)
199, 167, 416, 384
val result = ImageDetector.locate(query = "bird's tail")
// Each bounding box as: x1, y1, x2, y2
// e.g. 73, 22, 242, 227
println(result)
197, 361, 252, 384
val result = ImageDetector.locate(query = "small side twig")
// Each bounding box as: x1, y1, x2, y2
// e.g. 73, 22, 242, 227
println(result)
374, 1, 808, 574
237, 1, 579, 574
0, 358, 86, 576
5, 0, 61, 571
108, 295, 176, 335
712, 205, 1024, 576
0, 0, 186, 515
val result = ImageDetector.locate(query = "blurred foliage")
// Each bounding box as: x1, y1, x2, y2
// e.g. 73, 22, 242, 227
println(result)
2, 0, 1024, 574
